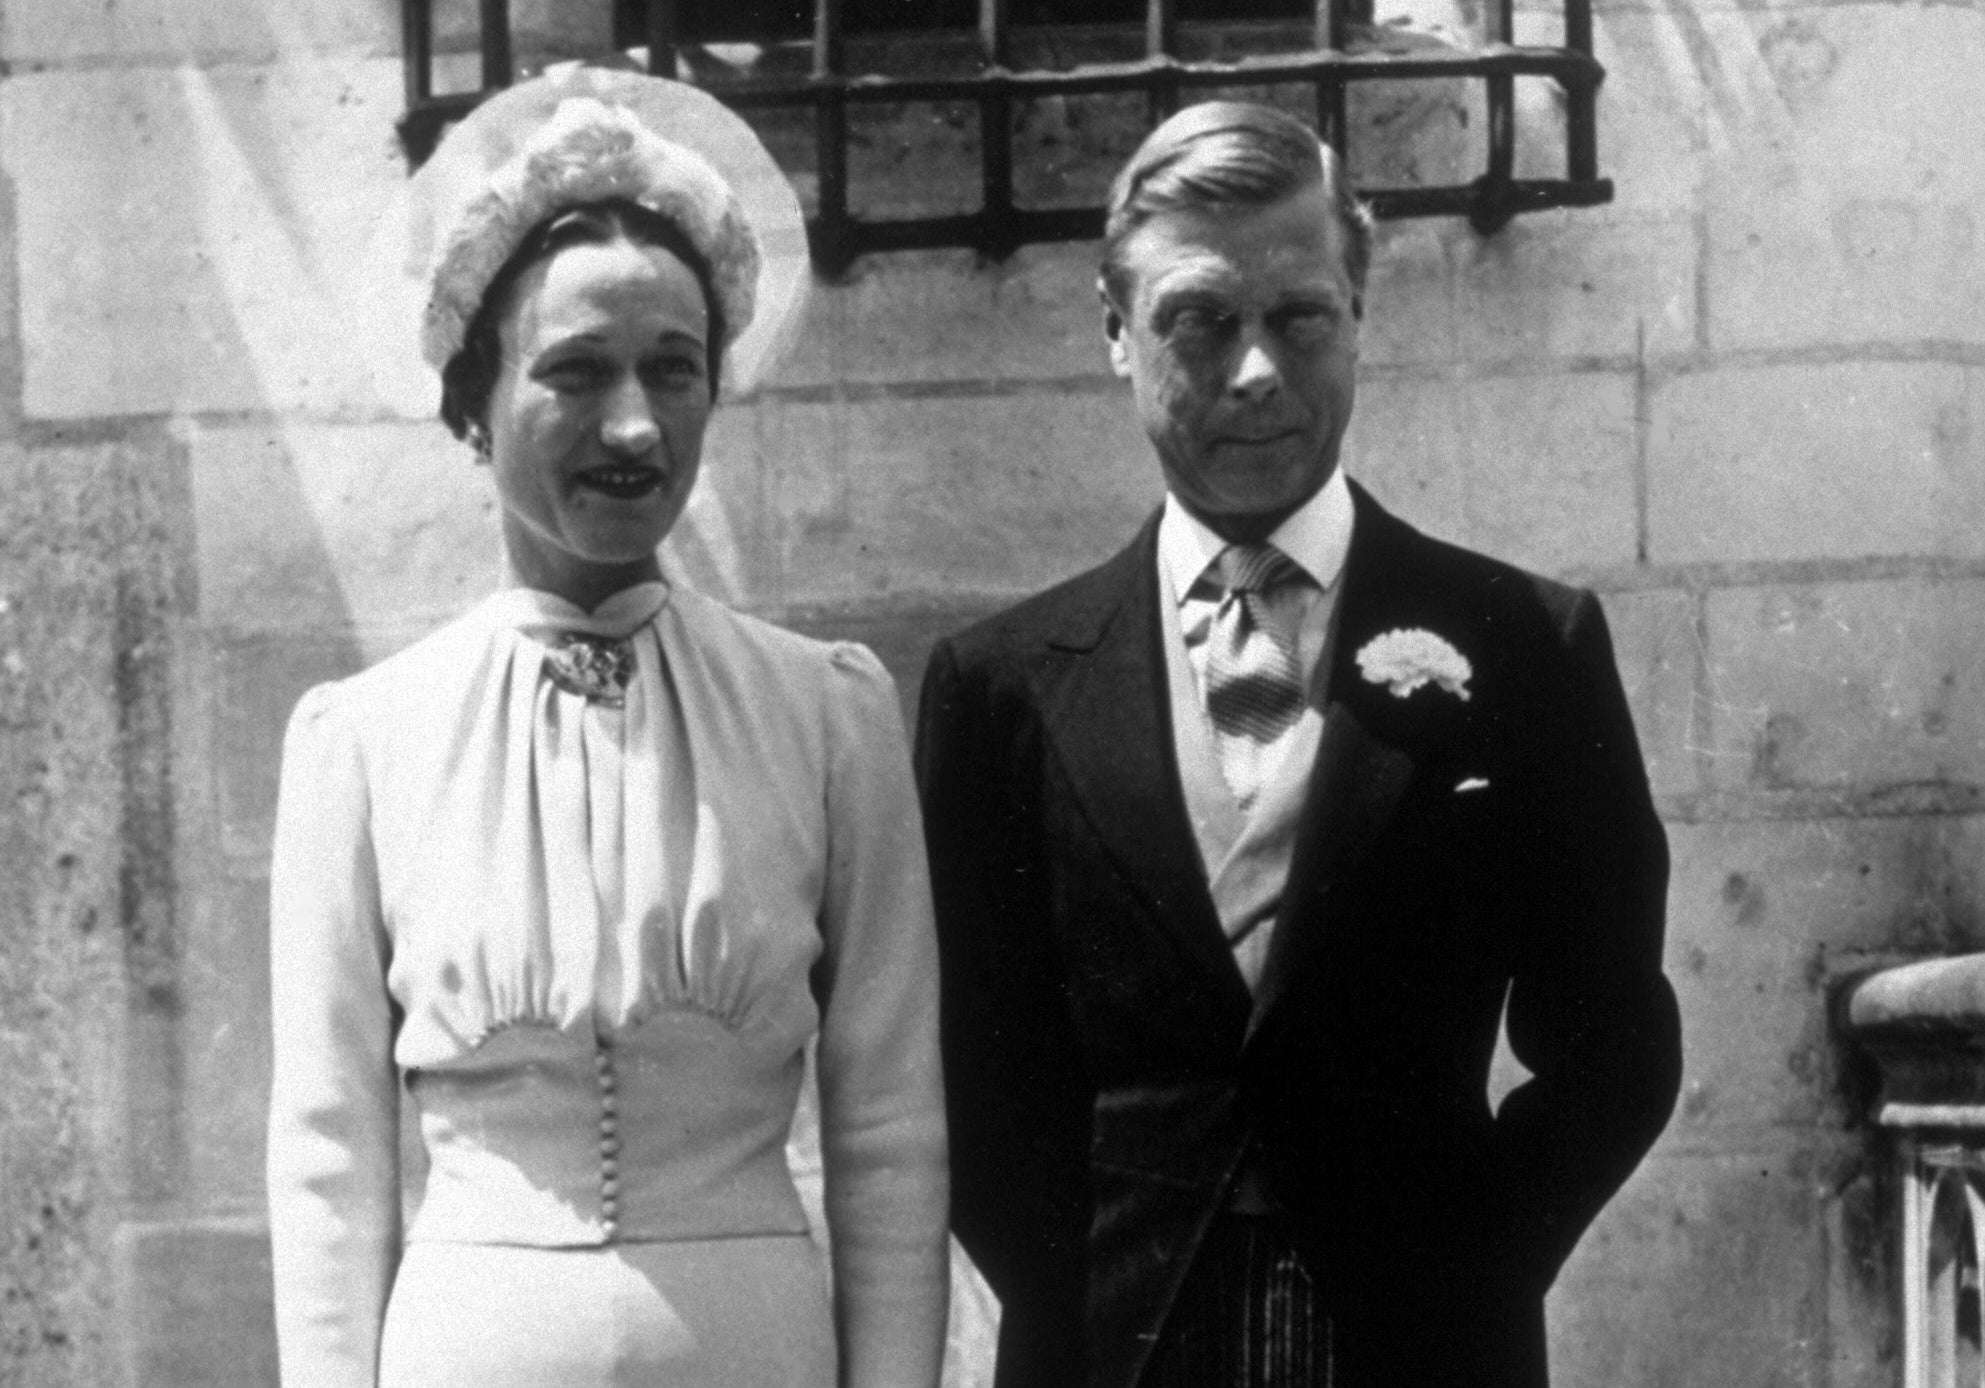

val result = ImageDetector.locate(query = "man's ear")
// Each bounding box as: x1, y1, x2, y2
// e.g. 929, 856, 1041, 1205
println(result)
1098, 279, 1131, 377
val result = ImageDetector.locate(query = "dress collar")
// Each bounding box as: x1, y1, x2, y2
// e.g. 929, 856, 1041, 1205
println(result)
1158, 466, 1355, 603
483, 580, 673, 642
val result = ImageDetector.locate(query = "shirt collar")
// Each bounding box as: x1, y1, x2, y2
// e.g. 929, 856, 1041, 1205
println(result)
1158, 466, 1355, 604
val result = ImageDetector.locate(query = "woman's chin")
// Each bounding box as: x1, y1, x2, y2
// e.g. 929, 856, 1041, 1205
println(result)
574, 496, 688, 553
577, 534, 674, 574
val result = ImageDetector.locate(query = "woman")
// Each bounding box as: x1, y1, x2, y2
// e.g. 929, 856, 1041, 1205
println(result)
266, 68, 948, 1388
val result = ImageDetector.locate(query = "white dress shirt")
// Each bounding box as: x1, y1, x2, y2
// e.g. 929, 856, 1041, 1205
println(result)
1159, 467, 1355, 789
1156, 468, 1356, 987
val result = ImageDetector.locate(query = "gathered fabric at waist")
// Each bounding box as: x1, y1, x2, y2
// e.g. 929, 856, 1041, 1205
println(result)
406, 1014, 813, 1247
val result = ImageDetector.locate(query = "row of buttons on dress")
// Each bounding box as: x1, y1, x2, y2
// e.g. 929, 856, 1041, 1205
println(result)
596, 1040, 623, 1240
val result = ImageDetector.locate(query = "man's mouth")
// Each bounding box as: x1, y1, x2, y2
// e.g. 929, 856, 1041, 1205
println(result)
576, 464, 664, 499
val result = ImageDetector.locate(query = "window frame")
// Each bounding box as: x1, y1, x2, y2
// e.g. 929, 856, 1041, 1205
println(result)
400, 0, 1613, 274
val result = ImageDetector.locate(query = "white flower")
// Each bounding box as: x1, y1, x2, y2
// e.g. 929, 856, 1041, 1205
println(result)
1356, 628, 1473, 702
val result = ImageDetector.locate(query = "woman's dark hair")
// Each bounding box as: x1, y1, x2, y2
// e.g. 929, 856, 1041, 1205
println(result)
439, 198, 726, 441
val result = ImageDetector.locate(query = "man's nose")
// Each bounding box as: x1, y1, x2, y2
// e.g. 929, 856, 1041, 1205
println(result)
1227, 327, 1282, 401
599, 375, 661, 455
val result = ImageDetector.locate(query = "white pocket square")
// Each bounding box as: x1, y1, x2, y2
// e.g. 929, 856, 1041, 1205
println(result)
1455, 776, 1491, 793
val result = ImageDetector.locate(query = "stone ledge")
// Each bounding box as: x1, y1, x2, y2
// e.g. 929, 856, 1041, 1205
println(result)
1841, 955, 1985, 1127
1847, 955, 1985, 1037
1657, 785, 1985, 825
113, 1215, 276, 1388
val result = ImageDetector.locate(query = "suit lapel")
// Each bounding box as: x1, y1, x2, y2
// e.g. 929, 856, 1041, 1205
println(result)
1032, 515, 1254, 1020
1246, 701, 1413, 1039
1247, 484, 1452, 1041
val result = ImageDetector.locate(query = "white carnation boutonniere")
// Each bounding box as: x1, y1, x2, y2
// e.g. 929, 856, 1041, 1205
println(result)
1356, 628, 1473, 702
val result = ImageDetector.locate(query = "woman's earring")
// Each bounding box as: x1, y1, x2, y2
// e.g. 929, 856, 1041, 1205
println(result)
467, 425, 492, 461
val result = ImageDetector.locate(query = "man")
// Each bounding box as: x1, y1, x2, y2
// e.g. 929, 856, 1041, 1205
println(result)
915, 101, 1682, 1388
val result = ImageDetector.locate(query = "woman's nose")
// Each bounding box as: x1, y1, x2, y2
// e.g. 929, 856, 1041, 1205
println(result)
599, 376, 661, 455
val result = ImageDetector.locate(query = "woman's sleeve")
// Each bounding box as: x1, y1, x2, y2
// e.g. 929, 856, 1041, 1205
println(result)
815, 643, 950, 1388
265, 685, 401, 1388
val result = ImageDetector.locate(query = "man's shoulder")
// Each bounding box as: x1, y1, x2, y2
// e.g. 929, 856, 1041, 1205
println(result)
1351, 485, 1593, 643
938, 521, 1155, 669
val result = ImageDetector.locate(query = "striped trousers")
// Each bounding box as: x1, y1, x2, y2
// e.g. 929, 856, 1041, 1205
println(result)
1141, 1212, 1335, 1388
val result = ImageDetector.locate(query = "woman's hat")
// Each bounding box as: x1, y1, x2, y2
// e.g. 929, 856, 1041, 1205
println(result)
363, 64, 809, 402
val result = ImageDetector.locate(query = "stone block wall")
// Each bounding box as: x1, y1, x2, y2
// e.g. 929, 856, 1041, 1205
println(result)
0, 0, 1978, 1384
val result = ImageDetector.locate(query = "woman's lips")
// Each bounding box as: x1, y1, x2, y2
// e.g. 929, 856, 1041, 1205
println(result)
575, 464, 664, 499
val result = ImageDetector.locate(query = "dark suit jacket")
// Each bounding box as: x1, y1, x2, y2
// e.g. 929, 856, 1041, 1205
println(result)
915, 482, 1682, 1388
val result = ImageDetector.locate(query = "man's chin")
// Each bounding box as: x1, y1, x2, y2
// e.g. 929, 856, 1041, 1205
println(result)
1186, 500, 1306, 545
1181, 474, 1336, 542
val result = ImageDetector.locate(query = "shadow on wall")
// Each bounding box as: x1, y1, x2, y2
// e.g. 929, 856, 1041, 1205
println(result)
0, 4, 487, 1381
159, 327, 499, 1386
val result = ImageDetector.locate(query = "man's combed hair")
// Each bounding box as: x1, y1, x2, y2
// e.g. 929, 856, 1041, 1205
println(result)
1100, 101, 1375, 310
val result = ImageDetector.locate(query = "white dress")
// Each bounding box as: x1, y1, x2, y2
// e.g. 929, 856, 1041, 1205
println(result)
265, 581, 948, 1388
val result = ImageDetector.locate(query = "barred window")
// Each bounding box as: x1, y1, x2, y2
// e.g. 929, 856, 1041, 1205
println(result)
611, 0, 1315, 40
404, 0, 1611, 272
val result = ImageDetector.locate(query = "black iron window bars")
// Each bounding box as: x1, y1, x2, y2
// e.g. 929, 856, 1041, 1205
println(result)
401, 0, 1613, 275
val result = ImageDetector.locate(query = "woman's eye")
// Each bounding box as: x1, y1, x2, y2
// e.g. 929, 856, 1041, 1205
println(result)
539, 358, 611, 391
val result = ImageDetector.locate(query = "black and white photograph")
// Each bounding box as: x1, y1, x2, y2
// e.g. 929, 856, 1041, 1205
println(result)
0, 2, 1977, 1386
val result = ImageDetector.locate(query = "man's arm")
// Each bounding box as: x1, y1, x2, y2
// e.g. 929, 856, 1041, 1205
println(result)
1490, 590, 1683, 1287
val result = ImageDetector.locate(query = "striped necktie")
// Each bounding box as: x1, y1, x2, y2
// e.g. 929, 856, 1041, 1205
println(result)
1203, 543, 1306, 760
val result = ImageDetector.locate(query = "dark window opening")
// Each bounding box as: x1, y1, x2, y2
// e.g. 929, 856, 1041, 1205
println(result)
407, 1, 1614, 274
614, 0, 1310, 43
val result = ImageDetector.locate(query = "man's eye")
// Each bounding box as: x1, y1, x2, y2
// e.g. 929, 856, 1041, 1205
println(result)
642, 355, 704, 390
1167, 307, 1234, 339
1276, 305, 1341, 345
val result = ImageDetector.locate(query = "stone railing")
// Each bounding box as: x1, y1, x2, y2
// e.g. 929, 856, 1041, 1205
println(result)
1844, 957, 1985, 1388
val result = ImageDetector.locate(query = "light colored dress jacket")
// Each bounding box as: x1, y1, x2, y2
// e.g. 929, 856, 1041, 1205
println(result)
266, 581, 948, 1388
